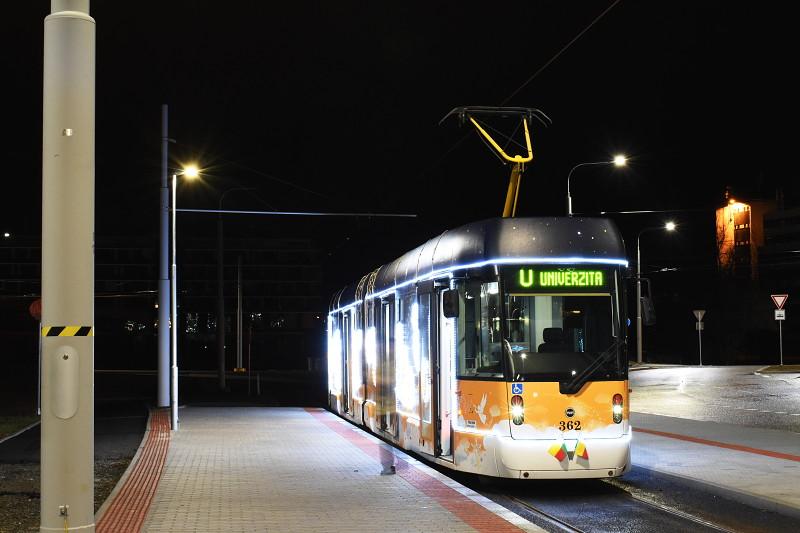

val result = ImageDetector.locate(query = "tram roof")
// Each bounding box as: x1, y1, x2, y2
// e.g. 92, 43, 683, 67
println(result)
331, 217, 627, 310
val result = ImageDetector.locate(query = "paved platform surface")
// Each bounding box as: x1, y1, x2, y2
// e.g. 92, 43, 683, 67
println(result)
114, 407, 542, 533
94, 401, 800, 531
631, 411, 800, 515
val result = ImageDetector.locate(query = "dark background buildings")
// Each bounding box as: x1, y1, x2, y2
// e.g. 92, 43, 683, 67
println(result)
1, 3, 798, 413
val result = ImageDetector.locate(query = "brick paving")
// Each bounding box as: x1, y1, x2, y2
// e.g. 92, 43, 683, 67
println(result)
96, 408, 170, 533
135, 407, 541, 533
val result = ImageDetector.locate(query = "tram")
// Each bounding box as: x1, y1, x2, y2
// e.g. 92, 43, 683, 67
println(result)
327, 216, 632, 479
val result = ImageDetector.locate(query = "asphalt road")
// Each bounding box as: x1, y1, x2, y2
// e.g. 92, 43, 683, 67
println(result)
629, 365, 800, 432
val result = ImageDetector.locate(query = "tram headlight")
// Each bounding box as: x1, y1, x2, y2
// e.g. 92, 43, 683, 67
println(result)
612, 393, 624, 424
510, 394, 524, 425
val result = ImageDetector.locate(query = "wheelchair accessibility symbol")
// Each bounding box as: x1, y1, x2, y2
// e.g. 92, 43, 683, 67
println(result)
512, 383, 523, 394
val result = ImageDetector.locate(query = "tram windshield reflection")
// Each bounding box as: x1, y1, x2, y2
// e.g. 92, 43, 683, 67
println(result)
503, 293, 622, 382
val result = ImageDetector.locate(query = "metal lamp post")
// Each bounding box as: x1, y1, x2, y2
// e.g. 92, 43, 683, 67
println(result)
170, 164, 199, 431
636, 221, 676, 364
566, 155, 627, 216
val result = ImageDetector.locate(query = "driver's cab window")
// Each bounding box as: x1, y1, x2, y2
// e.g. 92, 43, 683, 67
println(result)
457, 279, 504, 378
506, 295, 611, 356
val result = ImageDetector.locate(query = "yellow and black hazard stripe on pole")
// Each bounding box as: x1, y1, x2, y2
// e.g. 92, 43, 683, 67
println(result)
42, 326, 94, 337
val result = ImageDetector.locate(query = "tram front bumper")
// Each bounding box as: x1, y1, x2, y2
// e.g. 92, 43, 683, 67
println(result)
492, 431, 632, 479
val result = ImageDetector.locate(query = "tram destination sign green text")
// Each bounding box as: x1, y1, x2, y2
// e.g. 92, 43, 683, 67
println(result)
504, 267, 609, 292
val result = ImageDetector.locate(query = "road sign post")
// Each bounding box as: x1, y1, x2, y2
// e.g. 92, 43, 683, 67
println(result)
771, 295, 788, 366
693, 310, 705, 366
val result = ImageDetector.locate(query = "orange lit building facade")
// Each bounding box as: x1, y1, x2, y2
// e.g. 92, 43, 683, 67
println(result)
715, 198, 775, 279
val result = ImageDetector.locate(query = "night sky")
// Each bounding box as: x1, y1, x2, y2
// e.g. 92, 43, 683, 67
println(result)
3, 2, 797, 287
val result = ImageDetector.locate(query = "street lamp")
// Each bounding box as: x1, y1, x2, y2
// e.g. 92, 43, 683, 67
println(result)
636, 221, 676, 363
170, 164, 199, 431
217, 186, 255, 391
566, 155, 627, 216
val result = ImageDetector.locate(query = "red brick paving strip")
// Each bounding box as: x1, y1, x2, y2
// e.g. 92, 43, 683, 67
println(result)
636, 427, 800, 462
305, 408, 524, 533
96, 408, 171, 533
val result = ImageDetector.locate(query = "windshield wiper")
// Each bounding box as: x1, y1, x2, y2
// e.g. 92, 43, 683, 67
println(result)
560, 339, 622, 395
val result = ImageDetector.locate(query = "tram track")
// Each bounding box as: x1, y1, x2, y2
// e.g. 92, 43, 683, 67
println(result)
496, 485, 739, 533
469, 474, 747, 533
505, 494, 587, 533
617, 486, 736, 533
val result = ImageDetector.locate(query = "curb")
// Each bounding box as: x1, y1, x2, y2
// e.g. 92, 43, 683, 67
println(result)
0, 420, 40, 445
755, 365, 800, 375
93, 410, 153, 523
94, 408, 171, 532
632, 463, 800, 521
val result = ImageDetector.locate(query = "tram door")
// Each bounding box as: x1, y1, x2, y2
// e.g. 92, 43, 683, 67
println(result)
418, 289, 436, 452
420, 282, 452, 458
342, 312, 351, 413
430, 283, 453, 461
379, 299, 395, 434
436, 286, 453, 459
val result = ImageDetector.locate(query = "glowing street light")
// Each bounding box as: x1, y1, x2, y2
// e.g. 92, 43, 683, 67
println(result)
183, 164, 199, 179
636, 221, 677, 363
566, 155, 627, 216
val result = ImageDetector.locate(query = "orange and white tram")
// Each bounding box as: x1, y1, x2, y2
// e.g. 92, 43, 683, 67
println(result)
327, 216, 632, 479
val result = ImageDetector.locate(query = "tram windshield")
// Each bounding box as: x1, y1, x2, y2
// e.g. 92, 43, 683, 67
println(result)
500, 266, 624, 382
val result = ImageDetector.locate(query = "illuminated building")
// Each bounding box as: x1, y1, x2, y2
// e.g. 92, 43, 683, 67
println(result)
715, 195, 775, 279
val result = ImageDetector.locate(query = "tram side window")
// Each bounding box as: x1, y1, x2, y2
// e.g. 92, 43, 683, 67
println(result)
457, 280, 504, 379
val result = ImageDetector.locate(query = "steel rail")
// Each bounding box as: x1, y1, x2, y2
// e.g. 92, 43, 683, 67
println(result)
506, 495, 587, 533
622, 490, 737, 533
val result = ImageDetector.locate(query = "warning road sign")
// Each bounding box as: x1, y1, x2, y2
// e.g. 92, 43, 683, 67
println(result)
771, 294, 788, 310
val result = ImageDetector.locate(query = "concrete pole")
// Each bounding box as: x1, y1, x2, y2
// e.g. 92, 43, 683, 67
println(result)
41, 1, 95, 531
216, 214, 226, 389
236, 255, 243, 370
158, 105, 170, 407
171, 174, 179, 430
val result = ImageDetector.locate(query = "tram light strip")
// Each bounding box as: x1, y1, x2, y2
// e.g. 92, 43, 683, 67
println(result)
328, 256, 628, 314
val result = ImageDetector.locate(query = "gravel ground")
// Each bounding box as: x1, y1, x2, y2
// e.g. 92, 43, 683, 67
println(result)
0, 457, 132, 533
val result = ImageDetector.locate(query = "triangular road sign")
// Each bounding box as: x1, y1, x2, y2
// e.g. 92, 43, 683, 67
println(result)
771, 294, 788, 310
693, 310, 705, 321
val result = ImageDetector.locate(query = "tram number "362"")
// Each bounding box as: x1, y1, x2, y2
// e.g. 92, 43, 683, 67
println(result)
558, 420, 582, 431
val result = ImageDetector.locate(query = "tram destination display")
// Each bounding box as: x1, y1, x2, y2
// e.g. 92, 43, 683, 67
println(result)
503, 266, 609, 293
